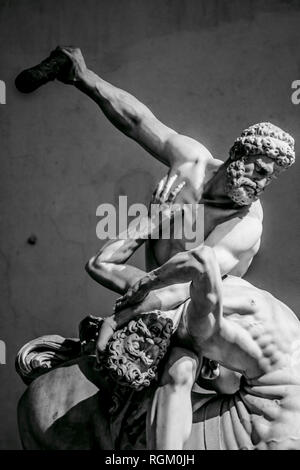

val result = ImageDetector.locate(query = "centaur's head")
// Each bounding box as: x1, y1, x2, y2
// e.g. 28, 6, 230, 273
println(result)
226, 122, 295, 206
100, 312, 173, 390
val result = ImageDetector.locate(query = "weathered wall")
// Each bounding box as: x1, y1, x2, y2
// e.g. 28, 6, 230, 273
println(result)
0, 0, 300, 448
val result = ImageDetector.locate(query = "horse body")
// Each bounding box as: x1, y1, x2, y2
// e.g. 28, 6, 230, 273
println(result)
18, 357, 114, 450
18, 354, 217, 450
16, 331, 250, 450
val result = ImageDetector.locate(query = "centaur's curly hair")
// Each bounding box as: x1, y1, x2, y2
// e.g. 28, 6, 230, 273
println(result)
99, 312, 173, 390
229, 122, 295, 169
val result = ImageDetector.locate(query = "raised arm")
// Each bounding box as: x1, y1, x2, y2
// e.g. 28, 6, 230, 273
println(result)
58, 47, 213, 167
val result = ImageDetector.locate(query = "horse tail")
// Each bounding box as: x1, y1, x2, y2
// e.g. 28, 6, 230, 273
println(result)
16, 335, 81, 385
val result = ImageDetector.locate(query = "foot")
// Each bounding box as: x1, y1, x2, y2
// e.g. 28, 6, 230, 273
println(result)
15, 46, 86, 93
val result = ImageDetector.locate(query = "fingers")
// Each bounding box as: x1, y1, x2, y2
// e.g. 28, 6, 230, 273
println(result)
114, 283, 137, 312
152, 175, 168, 203
160, 173, 178, 203
114, 277, 151, 313
168, 180, 186, 203
152, 173, 186, 205
114, 294, 129, 313
56, 46, 73, 58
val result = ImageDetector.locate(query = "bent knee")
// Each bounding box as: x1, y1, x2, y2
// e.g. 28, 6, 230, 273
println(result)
161, 358, 197, 390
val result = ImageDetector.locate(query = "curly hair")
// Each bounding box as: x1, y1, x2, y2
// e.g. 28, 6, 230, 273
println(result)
98, 312, 174, 390
229, 122, 295, 169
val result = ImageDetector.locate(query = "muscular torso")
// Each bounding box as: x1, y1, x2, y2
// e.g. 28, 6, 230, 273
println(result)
217, 288, 300, 382
220, 279, 300, 449
146, 159, 262, 277
177, 276, 300, 448
181, 276, 300, 380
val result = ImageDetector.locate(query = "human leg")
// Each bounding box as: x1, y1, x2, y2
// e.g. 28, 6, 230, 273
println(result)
147, 346, 200, 450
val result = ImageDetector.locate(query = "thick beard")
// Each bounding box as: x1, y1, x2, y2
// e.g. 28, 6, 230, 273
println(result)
226, 160, 259, 206
228, 184, 258, 206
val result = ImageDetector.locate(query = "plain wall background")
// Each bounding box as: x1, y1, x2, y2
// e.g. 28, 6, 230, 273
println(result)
0, 0, 300, 449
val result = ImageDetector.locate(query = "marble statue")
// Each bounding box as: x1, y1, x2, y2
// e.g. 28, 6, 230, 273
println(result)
15, 46, 298, 450
16, 222, 300, 449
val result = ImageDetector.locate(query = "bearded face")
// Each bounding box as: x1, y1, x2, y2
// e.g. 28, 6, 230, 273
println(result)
226, 159, 259, 205
226, 156, 279, 206
100, 313, 173, 390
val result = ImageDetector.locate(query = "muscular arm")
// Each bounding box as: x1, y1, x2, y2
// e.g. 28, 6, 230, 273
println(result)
86, 189, 190, 353
86, 182, 186, 304
85, 216, 149, 294
77, 70, 213, 166
117, 213, 262, 310
66, 46, 213, 167
182, 248, 266, 378
76, 70, 175, 165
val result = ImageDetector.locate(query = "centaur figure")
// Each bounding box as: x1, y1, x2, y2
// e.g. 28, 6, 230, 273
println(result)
17, 191, 300, 450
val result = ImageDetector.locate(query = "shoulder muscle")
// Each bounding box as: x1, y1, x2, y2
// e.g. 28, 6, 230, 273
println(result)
211, 215, 262, 252
164, 133, 214, 165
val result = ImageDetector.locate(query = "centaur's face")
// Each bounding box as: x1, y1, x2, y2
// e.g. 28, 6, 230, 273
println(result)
103, 313, 173, 389
226, 155, 282, 205
124, 332, 159, 372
